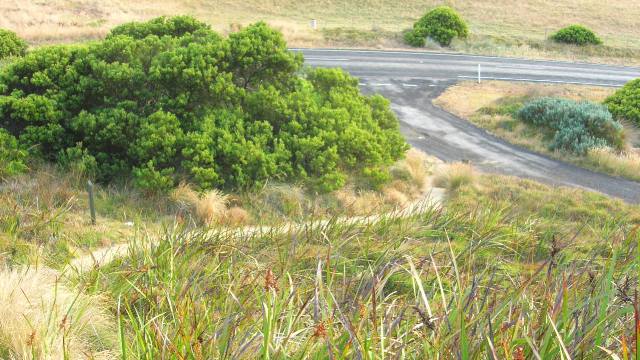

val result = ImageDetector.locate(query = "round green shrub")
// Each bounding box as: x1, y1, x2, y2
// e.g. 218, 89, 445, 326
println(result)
0, 29, 27, 60
550, 25, 602, 45
0, 17, 408, 193
517, 98, 623, 154
605, 78, 640, 126
405, 6, 469, 47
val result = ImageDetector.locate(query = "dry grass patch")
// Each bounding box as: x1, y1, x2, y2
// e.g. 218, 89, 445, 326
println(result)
223, 206, 251, 226
170, 184, 252, 226
195, 190, 229, 225
381, 186, 409, 207
0, 267, 117, 359
585, 147, 640, 181
434, 81, 615, 118
333, 188, 385, 216
433, 162, 477, 192
401, 148, 432, 190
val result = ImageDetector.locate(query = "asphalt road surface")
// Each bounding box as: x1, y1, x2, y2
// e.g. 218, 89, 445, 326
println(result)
296, 49, 640, 203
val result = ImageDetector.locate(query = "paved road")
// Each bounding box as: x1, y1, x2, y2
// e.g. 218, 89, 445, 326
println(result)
296, 49, 640, 203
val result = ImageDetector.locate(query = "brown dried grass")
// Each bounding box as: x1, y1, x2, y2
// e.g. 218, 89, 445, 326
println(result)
0, 267, 117, 359
432, 163, 477, 192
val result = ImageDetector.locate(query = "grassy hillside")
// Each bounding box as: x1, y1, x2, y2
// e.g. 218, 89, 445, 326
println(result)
3, 0, 640, 63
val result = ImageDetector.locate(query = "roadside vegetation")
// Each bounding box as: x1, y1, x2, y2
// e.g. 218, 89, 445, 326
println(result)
435, 81, 640, 181
5, 0, 640, 65
551, 24, 602, 46
404, 6, 468, 47
606, 79, 640, 127
517, 98, 623, 154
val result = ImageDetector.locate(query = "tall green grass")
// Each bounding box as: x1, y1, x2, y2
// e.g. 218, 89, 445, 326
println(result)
81, 195, 639, 359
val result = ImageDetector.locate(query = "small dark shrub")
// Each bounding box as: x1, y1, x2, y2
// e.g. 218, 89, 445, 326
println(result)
405, 6, 469, 47
551, 25, 602, 46
517, 98, 623, 154
605, 78, 640, 126
0, 29, 27, 59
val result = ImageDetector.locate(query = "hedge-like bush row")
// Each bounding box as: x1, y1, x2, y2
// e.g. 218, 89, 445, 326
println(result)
404, 6, 468, 47
550, 25, 602, 46
605, 78, 640, 127
0, 17, 407, 192
517, 98, 623, 154
0, 29, 27, 60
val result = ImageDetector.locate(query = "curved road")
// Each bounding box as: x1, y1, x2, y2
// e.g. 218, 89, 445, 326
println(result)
297, 49, 640, 203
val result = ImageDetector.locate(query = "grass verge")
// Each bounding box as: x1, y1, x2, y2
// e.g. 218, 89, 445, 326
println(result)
435, 81, 640, 182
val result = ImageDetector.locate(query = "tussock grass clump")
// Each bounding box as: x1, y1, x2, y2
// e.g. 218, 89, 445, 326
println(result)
170, 183, 252, 225
195, 190, 229, 225
0, 267, 117, 359
223, 206, 251, 226
381, 186, 409, 206
333, 188, 384, 215
432, 162, 476, 191
402, 148, 431, 189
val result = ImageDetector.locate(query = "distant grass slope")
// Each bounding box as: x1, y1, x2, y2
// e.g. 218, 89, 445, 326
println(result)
3, 0, 640, 63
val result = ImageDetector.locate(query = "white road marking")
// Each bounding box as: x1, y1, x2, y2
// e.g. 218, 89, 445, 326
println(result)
370, 83, 392, 86
457, 75, 622, 87
305, 57, 350, 61
402, 84, 419, 87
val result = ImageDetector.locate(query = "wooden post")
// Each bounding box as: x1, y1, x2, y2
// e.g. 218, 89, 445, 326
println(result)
87, 180, 96, 225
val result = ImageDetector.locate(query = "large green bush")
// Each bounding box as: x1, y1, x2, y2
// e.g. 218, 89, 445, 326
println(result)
405, 6, 469, 47
0, 29, 27, 60
550, 25, 602, 46
0, 17, 407, 192
604, 78, 640, 126
517, 98, 623, 154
